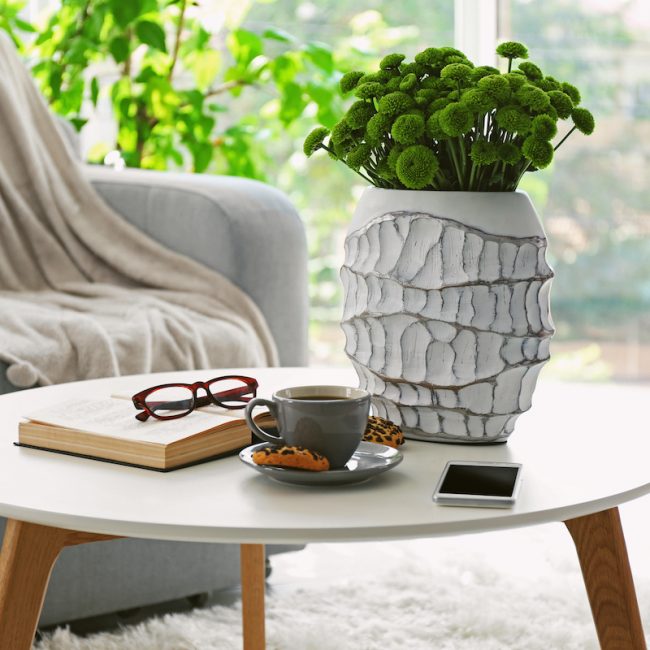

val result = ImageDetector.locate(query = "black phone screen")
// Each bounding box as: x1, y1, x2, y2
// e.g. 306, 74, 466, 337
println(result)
439, 464, 520, 497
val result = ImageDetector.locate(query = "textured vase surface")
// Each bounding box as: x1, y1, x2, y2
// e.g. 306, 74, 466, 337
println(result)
341, 189, 555, 443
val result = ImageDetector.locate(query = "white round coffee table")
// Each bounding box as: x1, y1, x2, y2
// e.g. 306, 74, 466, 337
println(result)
0, 367, 648, 650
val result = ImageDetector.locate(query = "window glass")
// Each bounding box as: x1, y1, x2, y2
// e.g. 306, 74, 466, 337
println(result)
499, 0, 650, 381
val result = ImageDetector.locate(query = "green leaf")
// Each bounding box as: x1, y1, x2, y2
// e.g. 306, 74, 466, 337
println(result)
305, 42, 334, 74
90, 77, 100, 106
228, 29, 263, 66
279, 81, 307, 124
34, 28, 53, 46
109, 36, 130, 63
262, 27, 295, 43
271, 54, 299, 85
14, 18, 36, 32
110, 0, 143, 27
69, 117, 88, 132
188, 50, 220, 90
191, 142, 214, 173
136, 21, 167, 52
49, 68, 62, 99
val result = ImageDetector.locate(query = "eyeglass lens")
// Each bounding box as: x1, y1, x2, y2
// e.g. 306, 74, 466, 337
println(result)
144, 386, 195, 419
207, 377, 254, 406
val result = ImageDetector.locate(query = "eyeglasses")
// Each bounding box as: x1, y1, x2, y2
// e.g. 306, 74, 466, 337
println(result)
131, 375, 258, 421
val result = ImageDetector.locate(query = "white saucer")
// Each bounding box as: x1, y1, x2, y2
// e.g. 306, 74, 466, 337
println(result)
239, 441, 403, 486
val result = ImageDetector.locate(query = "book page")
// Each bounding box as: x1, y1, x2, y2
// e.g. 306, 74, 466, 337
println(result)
23, 399, 241, 445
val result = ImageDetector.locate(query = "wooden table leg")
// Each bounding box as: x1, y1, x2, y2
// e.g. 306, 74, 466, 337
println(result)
0, 519, 118, 650
240, 544, 266, 650
565, 507, 646, 650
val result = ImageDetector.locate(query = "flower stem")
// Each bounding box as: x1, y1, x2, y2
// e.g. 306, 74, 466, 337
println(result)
554, 125, 576, 151
447, 141, 464, 189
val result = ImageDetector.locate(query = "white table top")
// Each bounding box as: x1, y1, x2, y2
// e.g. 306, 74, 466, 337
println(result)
0, 367, 648, 544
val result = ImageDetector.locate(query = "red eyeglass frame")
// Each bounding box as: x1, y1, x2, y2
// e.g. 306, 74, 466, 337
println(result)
131, 375, 259, 421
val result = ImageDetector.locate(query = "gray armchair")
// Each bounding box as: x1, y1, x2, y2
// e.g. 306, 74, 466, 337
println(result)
0, 162, 308, 626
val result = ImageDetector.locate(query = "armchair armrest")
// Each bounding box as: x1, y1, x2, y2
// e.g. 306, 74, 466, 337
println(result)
84, 165, 308, 366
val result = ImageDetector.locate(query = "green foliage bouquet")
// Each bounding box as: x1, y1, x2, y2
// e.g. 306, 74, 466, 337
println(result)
304, 42, 595, 191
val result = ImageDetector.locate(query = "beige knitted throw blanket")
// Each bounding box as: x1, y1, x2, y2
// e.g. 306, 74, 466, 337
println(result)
0, 33, 278, 388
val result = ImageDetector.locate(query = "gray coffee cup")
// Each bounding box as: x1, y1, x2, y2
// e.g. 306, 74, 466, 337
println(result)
244, 385, 370, 469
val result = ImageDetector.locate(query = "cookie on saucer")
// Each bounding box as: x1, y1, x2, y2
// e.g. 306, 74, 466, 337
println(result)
252, 446, 330, 472
363, 416, 404, 449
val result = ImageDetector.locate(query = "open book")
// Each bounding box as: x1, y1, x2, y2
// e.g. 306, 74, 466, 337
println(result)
18, 397, 273, 471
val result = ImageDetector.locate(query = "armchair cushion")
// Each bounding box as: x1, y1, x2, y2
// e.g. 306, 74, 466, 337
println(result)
86, 165, 308, 366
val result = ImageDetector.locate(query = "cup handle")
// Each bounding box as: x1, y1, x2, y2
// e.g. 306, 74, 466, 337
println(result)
244, 398, 282, 444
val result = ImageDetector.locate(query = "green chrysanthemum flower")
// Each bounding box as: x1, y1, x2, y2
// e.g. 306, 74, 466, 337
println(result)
502, 72, 527, 92
470, 65, 500, 83
517, 84, 551, 112
387, 145, 404, 171
429, 97, 452, 112
396, 145, 439, 189
378, 91, 415, 117
439, 46, 468, 59
386, 76, 402, 92
399, 62, 427, 78
400, 73, 418, 92
571, 107, 595, 134
495, 105, 532, 133
421, 77, 444, 91
391, 113, 425, 145
546, 90, 573, 118
380, 53, 406, 70
496, 41, 529, 61
332, 137, 354, 157
503, 73, 527, 91
518, 61, 543, 81
440, 63, 473, 84
359, 71, 391, 84
470, 140, 499, 166
498, 142, 521, 165
561, 82, 581, 105
346, 143, 372, 170
354, 82, 385, 100
340, 71, 365, 94
426, 112, 450, 140
444, 55, 473, 67
365, 112, 393, 146
346, 101, 376, 129
478, 75, 511, 103
414, 47, 443, 67
536, 76, 561, 92
461, 88, 497, 114
330, 120, 353, 145
439, 102, 473, 136
415, 88, 438, 106
303, 127, 330, 157
531, 114, 557, 140
522, 136, 554, 168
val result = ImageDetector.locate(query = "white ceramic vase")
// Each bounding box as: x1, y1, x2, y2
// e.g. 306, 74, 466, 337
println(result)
341, 188, 555, 444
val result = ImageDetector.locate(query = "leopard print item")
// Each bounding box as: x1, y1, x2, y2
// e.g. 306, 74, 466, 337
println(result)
363, 416, 404, 449
252, 446, 330, 472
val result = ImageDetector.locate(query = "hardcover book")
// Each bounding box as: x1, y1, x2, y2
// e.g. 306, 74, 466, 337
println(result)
18, 398, 272, 471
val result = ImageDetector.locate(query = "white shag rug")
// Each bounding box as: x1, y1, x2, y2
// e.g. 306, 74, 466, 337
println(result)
35, 500, 650, 650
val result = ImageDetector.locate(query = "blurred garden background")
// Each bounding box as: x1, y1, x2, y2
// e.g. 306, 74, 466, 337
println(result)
3, 0, 649, 380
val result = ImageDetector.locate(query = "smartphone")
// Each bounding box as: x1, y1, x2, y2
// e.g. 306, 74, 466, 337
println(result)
433, 461, 523, 508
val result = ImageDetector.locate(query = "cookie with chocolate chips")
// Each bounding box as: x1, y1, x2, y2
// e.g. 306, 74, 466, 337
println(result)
363, 416, 405, 449
252, 446, 330, 471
